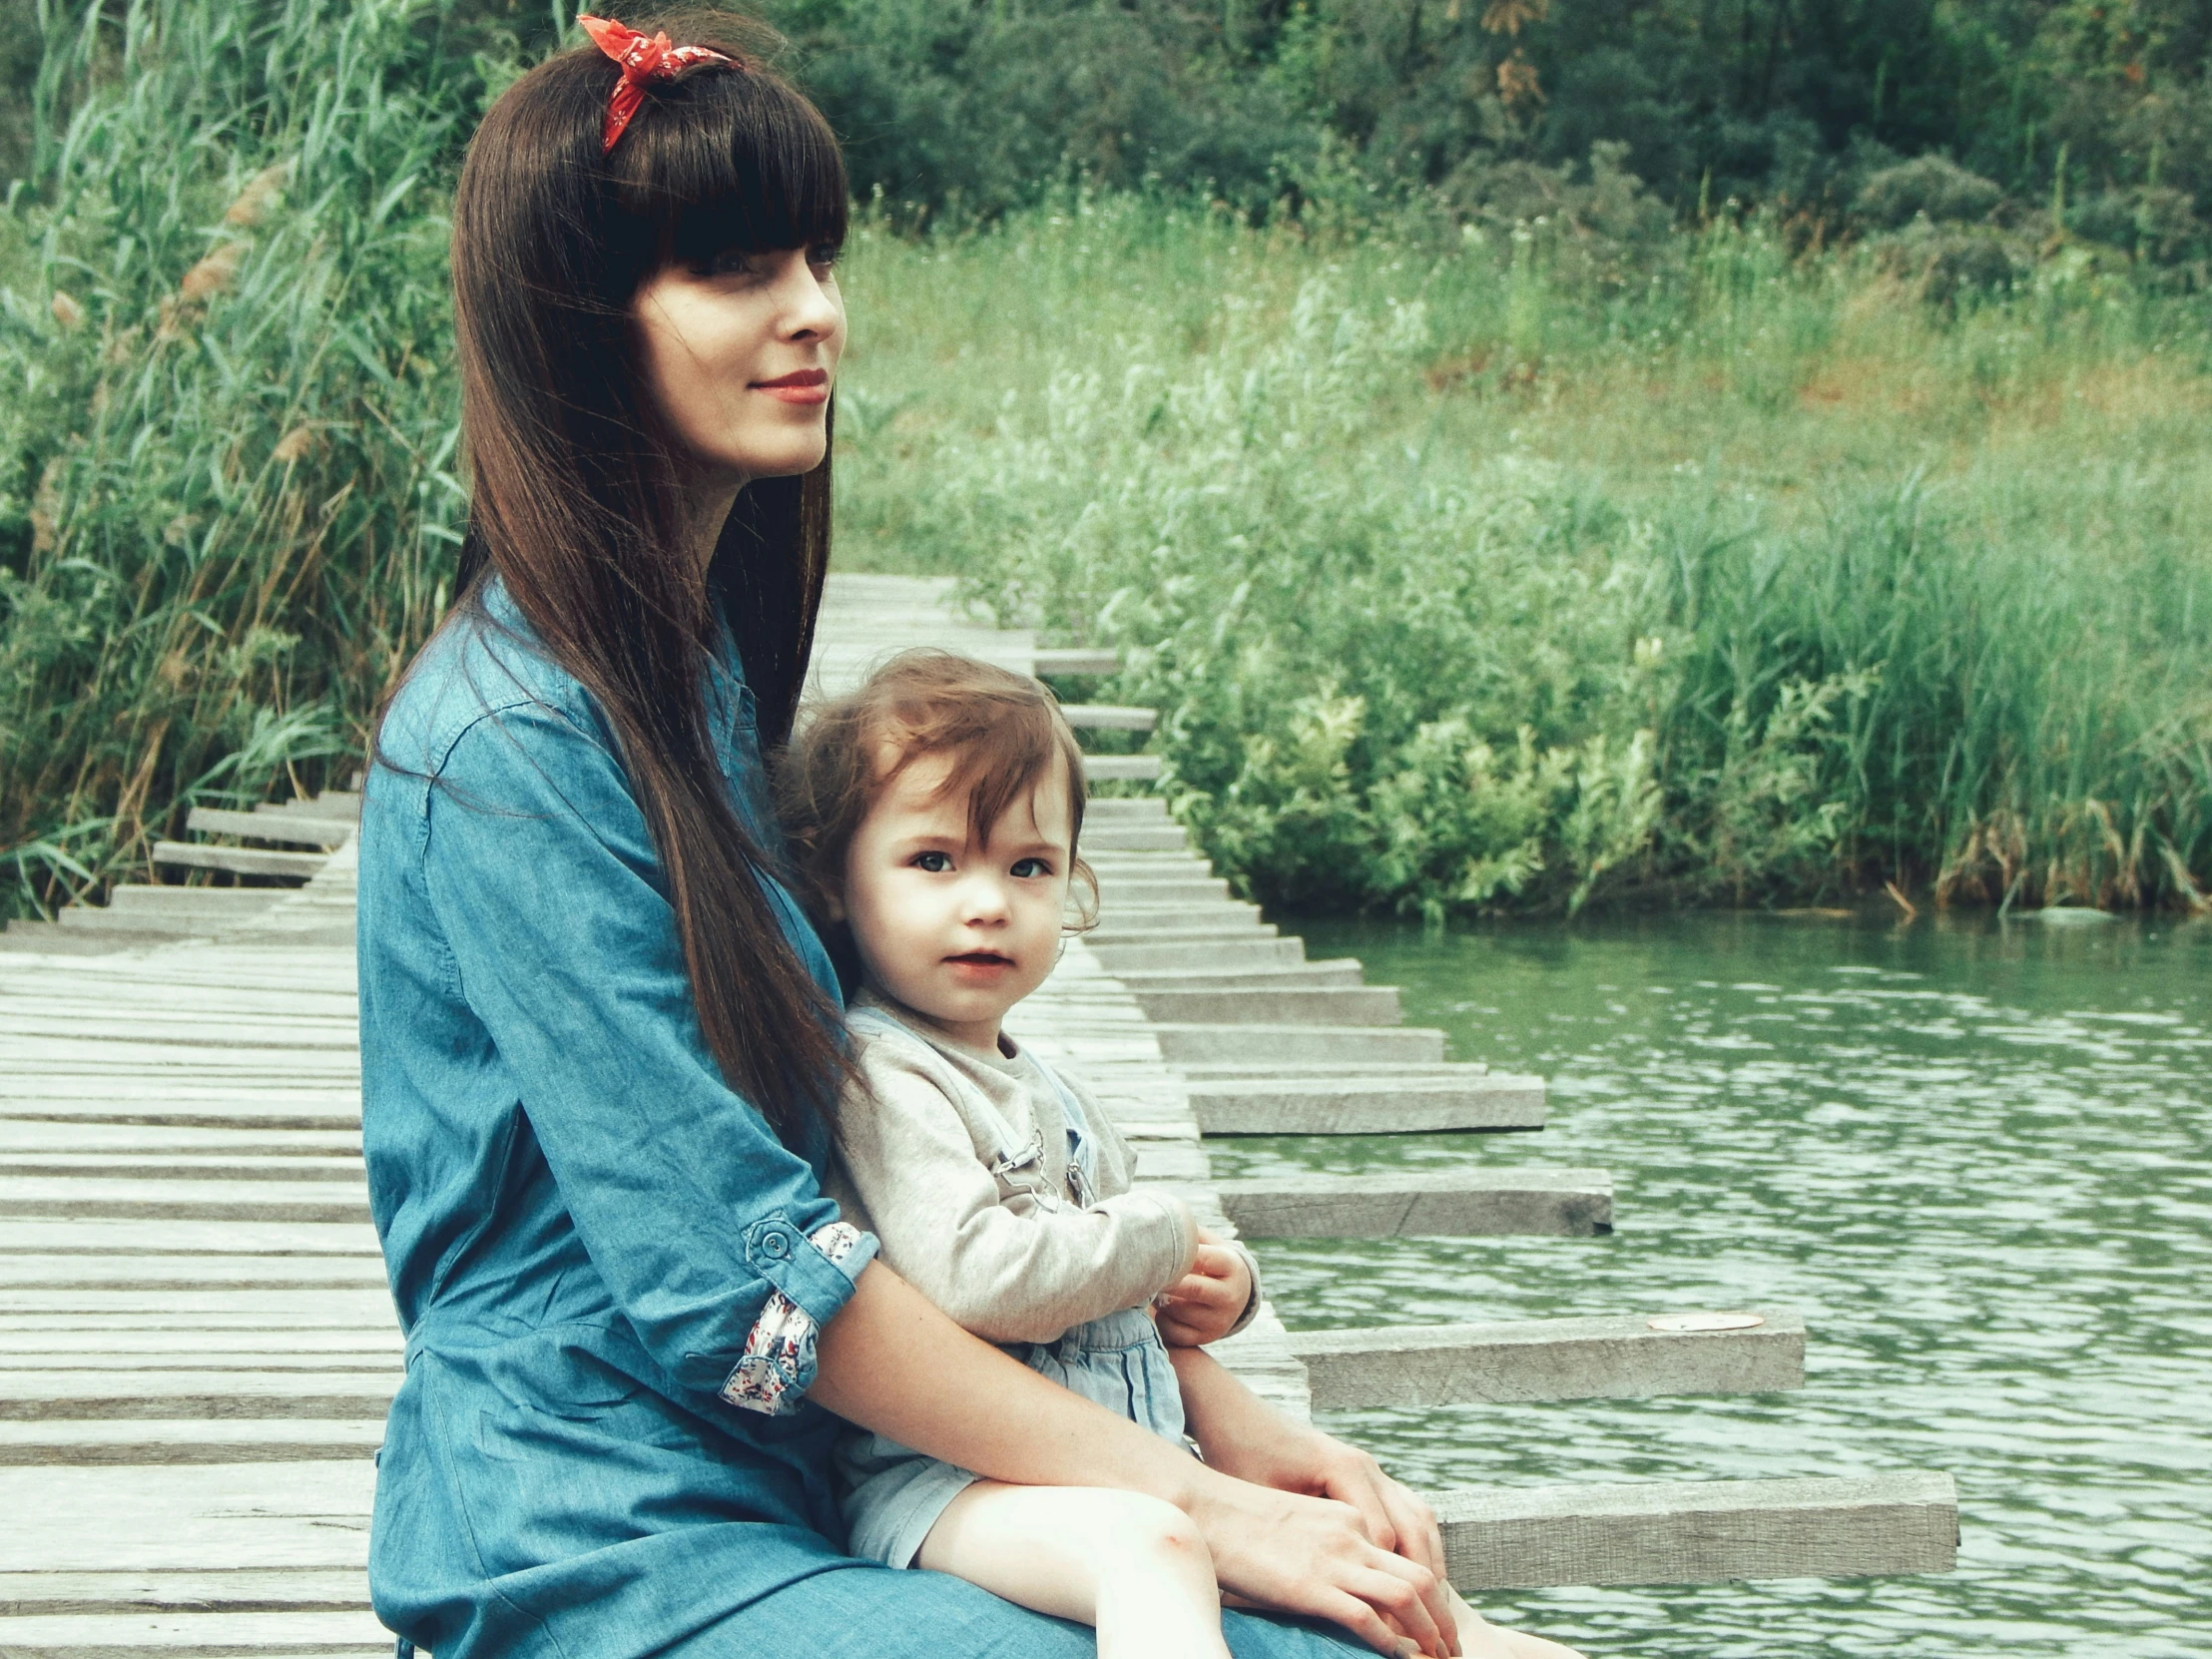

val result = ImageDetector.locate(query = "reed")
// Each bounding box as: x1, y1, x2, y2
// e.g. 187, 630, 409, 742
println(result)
0, 0, 473, 915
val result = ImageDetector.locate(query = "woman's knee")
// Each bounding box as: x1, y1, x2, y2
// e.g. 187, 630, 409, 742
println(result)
695, 1563, 1096, 1658
1220, 1608, 1369, 1659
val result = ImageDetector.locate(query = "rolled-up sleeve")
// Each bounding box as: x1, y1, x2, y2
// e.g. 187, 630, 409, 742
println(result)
420, 701, 875, 1412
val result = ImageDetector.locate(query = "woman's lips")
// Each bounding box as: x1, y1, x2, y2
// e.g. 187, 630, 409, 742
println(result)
752, 368, 830, 405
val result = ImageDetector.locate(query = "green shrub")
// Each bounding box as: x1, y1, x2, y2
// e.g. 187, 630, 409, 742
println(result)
840, 198, 2212, 915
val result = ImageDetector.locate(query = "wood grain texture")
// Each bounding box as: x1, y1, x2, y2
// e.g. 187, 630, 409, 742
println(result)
1190, 1073, 1546, 1135
1213, 1169, 1611, 1237
1437, 1472, 1958, 1588
1288, 1312, 1807, 1407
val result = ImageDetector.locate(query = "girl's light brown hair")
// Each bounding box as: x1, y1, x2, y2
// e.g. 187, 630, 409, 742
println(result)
777, 651, 1098, 964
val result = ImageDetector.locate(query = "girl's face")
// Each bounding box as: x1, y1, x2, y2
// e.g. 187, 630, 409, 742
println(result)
837, 747, 1074, 1052
632, 244, 844, 489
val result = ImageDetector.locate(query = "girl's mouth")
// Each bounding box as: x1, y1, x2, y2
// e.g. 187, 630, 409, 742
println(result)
752, 368, 830, 405
945, 951, 1015, 974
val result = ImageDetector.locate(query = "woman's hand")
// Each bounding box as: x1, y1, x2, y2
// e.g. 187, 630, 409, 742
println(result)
1182, 1470, 1455, 1658
1168, 1344, 1444, 1577
1155, 1226, 1255, 1348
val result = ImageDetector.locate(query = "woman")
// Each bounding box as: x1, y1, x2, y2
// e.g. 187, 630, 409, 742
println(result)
361, 13, 1471, 1657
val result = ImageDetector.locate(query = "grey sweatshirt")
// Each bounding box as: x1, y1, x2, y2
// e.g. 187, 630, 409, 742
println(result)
825, 989, 1202, 1347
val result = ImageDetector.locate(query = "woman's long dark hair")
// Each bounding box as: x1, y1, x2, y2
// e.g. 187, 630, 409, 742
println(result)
438, 9, 846, 1135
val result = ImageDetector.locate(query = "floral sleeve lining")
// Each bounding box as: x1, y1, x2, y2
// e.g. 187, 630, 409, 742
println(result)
721, 1221, 863, 1416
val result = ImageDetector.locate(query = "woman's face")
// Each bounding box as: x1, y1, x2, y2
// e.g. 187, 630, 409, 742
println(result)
632, 244, 844, 489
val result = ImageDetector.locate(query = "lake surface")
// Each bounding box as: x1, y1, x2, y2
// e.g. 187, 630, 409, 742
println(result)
1215, 911, 2211, 1658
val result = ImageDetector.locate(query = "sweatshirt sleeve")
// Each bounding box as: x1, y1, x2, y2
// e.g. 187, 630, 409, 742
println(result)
834, 1042, 1197, 1346
1060, 1070, 1264, 1341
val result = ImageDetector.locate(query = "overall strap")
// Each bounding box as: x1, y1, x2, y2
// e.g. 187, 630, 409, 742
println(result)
845, 1005, 1037, 1171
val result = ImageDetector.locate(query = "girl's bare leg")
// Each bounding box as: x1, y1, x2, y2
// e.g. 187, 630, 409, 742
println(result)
917, 1480, 1235, 1659
1442, 1586, 1589, 1659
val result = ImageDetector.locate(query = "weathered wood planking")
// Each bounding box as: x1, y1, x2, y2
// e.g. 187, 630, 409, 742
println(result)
1438, 1472, 1959, 1589
1288, 1313, 1807, 1408
1212, 1170, 1612, 1238
0, 571, 1956, 1653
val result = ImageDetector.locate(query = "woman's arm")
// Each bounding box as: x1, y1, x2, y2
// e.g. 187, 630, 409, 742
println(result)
814, 1260, 1456, 1659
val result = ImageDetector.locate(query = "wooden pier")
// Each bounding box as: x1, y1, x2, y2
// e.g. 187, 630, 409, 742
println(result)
0, 575, 1955, 1654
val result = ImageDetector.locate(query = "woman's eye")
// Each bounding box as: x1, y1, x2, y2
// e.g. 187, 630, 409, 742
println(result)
809, 244, 841, 276
1010, 857, 1052, 878
706, 249, 761, 277
912, 851, 952, 872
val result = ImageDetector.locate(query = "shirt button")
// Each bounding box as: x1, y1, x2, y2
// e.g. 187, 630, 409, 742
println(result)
762, 1231, 793, 1259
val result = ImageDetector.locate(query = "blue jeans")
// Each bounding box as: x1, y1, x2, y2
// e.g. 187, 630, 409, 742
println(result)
656, 1562, 1368, 1656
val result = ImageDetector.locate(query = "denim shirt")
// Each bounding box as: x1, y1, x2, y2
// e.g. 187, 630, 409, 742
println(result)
358, 579, 878, 1657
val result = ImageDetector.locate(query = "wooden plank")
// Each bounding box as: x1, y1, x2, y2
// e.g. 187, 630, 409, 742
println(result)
0, 1569, 369, 1615
1437, 1472, 1958, 1589
0, 1258, 387, 1293
1153, 1023, 1447, 1065
0, 1218, 379, 1254
0, 1371, 397, 1419
0, 1419, 385, 1464
183, 809, 352, 848
0, 1123, 358, 1156
0, 1177, 369, 1225
1131, 985, 1403, 1026
151, 841, 327, 879
0, 1463, 374, 1570
0, 1607, 392, 1649
1213, 1170, 1611, 1238
1190, 1073, 1544, 1134
1080, 755, 1162, 782
0, 1291, 397, 1321
1288, 1312, 1806, 1409
1058, 704, 1157, 732
0, 1155, 361, 1177
1033, 647, 1122, 675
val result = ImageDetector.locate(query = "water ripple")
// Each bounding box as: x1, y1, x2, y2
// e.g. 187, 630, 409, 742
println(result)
1213, 912, 2212, 1657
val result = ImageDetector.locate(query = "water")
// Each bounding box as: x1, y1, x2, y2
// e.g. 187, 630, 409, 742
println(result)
1212, 911, 2212, 1657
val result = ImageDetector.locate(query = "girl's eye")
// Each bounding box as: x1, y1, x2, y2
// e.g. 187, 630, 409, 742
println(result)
1010, 857, 1052, 878
705, 248, 760, 278
912, 850, 952, 873
809, 243, 841, 276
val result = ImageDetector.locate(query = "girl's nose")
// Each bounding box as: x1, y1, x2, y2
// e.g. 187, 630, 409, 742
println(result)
958, 874, 1011, 925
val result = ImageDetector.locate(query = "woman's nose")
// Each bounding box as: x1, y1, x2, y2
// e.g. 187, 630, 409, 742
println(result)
777, 260, 841, 343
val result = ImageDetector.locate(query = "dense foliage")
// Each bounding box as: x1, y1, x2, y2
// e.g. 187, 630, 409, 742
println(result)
1, 0, 2206, 919
837, 198, 2212, 915
758, 0, 2212, 270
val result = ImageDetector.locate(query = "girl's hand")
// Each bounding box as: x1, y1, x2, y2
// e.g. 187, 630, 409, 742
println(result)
1184, 1468, 1456, 1659
1155, 1227, 1254, 1347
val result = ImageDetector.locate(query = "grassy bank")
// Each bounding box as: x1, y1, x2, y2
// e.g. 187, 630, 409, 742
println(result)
833, 195, 2212, 915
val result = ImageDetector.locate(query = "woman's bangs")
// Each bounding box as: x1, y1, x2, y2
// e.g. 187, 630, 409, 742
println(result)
637, 69, 848, 266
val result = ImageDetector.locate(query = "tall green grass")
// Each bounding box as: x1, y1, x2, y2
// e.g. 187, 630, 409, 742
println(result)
0, 0, 475, 916
834, 196, 2212, 914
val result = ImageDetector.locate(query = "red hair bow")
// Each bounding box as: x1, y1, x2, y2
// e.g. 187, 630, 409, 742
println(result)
579, 14, 734, 153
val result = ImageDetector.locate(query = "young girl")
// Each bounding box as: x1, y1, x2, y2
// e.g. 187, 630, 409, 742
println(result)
778, 651, 1585, 1659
